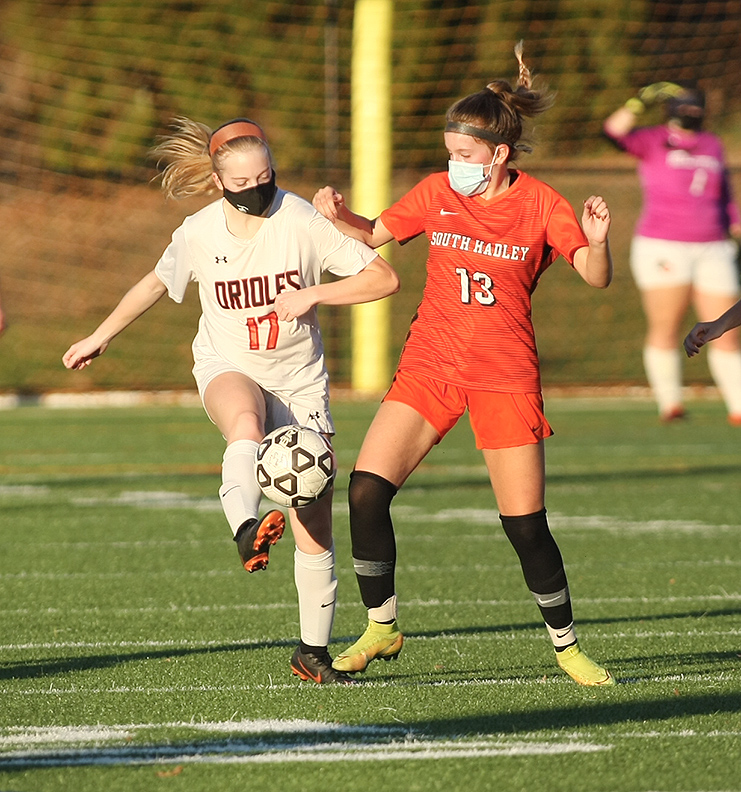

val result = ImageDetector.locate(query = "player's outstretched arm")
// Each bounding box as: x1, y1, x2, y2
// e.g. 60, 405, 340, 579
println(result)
684, 299, 741, 357
273, 256, 399, 322
573, 195, 613, 289
604, 82, 684, 138
62, 270, 167, 370
312, 186, 394, 249
603, 104, 640, 139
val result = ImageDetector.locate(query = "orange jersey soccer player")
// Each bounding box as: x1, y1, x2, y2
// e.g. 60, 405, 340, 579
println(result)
312, 41, 615, 686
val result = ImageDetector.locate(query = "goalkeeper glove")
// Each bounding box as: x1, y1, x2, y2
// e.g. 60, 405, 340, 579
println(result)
623, 97, 645, 115
637, 81, 685, 106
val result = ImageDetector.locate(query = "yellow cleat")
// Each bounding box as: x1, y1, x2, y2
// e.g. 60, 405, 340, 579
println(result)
556, 644, 615, 686
332, 620, 404, 673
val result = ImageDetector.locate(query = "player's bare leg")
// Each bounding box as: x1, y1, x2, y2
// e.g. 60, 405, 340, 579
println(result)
204, 372, 286, 570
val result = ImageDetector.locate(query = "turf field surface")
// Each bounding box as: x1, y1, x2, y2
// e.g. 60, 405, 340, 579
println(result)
0, 397, 739, 792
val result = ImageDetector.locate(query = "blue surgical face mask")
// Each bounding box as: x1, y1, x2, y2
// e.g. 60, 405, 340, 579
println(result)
448, 151, 498, 197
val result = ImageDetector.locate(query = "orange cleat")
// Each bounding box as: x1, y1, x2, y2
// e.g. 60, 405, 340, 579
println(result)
234, 510, 285, 572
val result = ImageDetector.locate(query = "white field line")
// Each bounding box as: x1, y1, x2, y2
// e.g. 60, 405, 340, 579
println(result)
3, 721, 738, 748
1, 717, 740, 769
0, 739, 611, 768
3, 555, 739, 583
0, 717, 687, 770
0, 569, 237, 580
0, 720, 405, 747
1, 592, 739, 619
2, 627, 741, 654
394, 506, 741, 534
1, 485, 740, 535
1, 669, 737, 699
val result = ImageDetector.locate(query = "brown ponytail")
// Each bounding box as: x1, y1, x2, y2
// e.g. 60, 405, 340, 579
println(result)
445, 41, 553, 160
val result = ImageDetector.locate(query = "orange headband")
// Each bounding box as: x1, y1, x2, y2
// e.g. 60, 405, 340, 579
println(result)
208, 120, 266, 156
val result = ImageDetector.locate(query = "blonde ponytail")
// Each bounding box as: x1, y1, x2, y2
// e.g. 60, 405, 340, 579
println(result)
150, 116, 273, 200
151, 117, 216, 200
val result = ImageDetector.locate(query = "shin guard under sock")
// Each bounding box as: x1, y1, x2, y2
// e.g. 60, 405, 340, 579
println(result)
348, 470, 398, 611
294, 545, 337, 649
500, 508, 576, 648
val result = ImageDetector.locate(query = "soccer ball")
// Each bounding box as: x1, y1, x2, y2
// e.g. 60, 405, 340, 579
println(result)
254, 425, 336, 508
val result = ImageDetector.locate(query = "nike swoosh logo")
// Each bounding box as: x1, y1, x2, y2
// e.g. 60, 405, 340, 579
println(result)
296, 659, 322, 684
320, 600, 336, 608
440, 209, 458, 215
556, 630, 572, 639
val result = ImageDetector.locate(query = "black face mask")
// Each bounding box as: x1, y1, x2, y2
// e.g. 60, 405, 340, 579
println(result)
676, 114, 703, 132
223, 171, 277, 216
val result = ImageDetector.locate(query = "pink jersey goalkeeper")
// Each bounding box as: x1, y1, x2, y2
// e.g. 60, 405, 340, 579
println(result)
605, 124, 740, 242
380, 170, 588, 393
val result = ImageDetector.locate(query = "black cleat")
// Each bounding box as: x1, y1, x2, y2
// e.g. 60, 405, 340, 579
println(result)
290, 646, 359, 685
234, 510, 285, 572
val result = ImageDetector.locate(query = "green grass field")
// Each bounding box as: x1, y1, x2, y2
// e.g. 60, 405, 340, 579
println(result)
0, 397, 739, 792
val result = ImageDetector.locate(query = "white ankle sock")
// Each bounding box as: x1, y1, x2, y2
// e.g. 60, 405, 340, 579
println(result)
368, 595, 397, 624
545, 621, 577, 650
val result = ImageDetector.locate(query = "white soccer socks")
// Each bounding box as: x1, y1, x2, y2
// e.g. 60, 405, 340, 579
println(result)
643, 345, 683, 417
294, 545, 338, 648
532, 587, 577, 649
368, 595, 398, 624
645, 344, 741, 419
707, 347, 741, 417
218, 439, 264, 536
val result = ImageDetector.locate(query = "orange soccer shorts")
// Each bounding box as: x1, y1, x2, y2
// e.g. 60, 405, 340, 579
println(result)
384, 368, 553, 450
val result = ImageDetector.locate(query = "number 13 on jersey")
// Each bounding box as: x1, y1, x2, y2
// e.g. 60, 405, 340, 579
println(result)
456, 267, 497, 305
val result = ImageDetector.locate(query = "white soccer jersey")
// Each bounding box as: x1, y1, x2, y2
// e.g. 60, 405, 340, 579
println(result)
155, 189, 378, 404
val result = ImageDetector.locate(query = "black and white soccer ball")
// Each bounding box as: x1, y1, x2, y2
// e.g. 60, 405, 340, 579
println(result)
254, 425, 336, 508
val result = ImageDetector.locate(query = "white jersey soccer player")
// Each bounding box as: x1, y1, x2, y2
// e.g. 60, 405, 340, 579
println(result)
155, 189, 377, 429
63, 116, 399, 685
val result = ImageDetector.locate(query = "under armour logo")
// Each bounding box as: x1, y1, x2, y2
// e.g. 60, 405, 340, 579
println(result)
215, 256, 228, 264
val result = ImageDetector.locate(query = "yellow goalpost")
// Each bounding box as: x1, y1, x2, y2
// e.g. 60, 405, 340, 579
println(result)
350, 0, 394, 393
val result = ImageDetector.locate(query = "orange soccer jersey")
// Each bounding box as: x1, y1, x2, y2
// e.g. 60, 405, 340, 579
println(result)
381, 170, 588, 392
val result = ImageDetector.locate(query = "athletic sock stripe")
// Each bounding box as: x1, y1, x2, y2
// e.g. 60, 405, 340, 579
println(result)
353, 558, 394, 576
532, 586, 570, 607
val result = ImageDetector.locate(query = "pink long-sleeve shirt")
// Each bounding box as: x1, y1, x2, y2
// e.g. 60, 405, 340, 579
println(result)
606, 124, 740, 242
